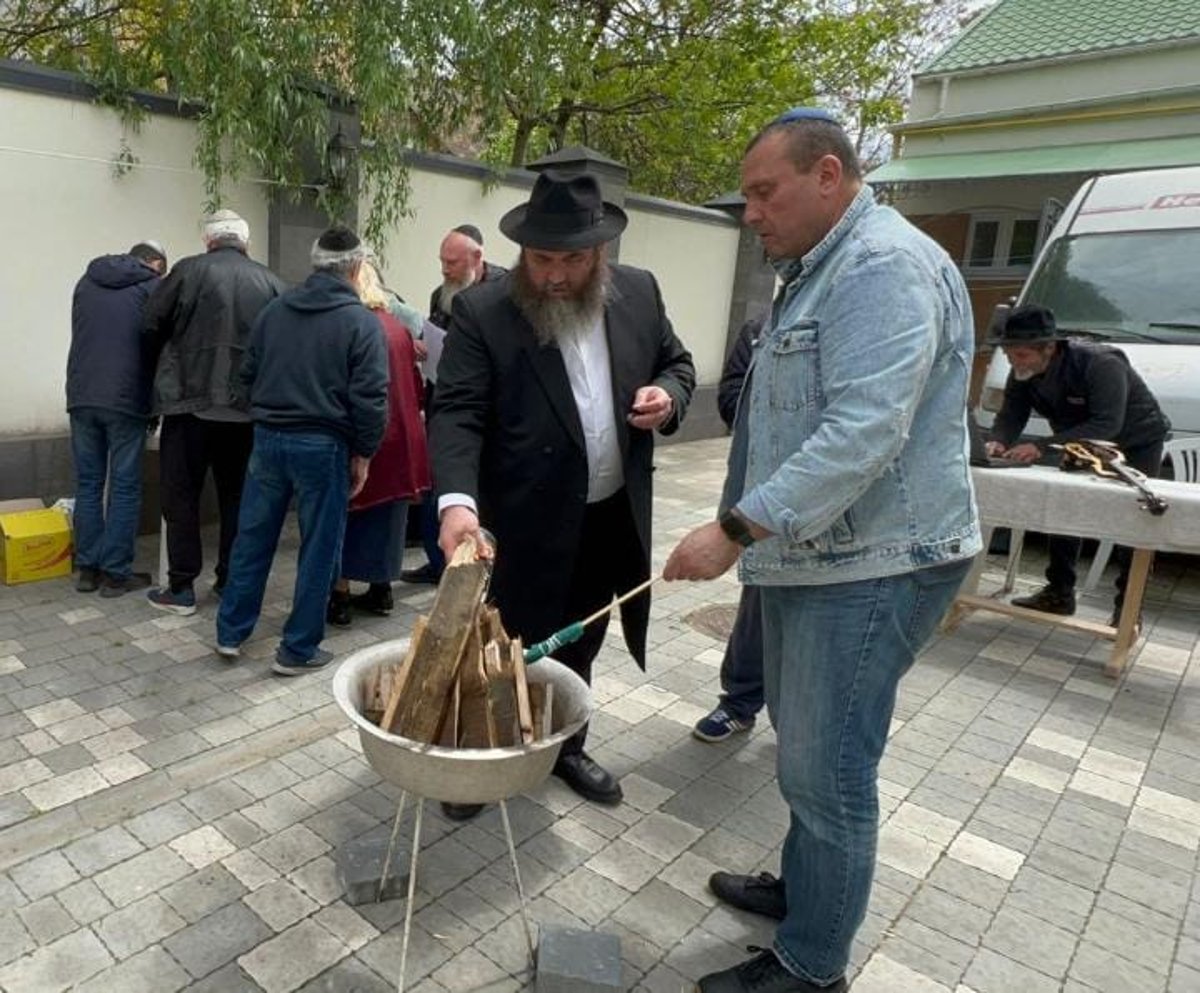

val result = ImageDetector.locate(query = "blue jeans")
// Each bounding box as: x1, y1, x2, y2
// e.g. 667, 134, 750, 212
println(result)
718, 585, 764, 720
760, 560, 970, 985
216, 428, 349, 663
70, 408, 147, 579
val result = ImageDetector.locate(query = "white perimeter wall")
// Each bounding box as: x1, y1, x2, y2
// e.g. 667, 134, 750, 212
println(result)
1, 79, 738, 437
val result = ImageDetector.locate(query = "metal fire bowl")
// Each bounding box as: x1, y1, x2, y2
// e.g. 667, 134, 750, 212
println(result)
332, 638, 594, 805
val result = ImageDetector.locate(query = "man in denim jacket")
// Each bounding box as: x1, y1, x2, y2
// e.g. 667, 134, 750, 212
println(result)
666, 109, 980, 993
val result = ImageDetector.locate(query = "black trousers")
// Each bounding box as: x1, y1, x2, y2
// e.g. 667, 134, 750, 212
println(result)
1045, 439, 1164, 608
553, 489, 643, 757
159, 414, 253, 592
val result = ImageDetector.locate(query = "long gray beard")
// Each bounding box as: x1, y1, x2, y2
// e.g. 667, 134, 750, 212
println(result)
438, 278, 471, 314
511, 258, 609, 347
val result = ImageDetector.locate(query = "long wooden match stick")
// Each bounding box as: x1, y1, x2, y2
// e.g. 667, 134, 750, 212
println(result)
580, 574, 661, 627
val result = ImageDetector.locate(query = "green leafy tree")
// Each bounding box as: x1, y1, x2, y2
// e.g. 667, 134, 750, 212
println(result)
3, 0, 964, 219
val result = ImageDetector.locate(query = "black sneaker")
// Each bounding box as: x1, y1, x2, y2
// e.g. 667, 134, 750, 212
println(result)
272, 647, 334, 676
75, 567, 101, 593
709, 871, 787, 920
327, 591, 352, 627
99, 571, 152, 599
1011, 585, 1076, 616
697, 947, 845, 992
441, 802, 485, 821
350, 583, 394, 616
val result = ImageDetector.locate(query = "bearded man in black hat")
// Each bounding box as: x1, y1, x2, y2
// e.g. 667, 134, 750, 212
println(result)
429, 170, 696, 814
987, 303, 1170, 623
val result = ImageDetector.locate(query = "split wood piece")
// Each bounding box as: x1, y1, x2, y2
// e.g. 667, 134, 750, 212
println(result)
510, 640, 534, 745
378, 615, 428, 731
527, 683, 553, 742
456, 627, 499, 748
437, 612, 482, 745
485, 640, 518, 746
381, 540, 489, 741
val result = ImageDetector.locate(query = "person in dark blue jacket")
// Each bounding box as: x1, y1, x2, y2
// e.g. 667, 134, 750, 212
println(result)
215, 225, 388, 674
66, 241, 167, 596
693, 316, 767, 742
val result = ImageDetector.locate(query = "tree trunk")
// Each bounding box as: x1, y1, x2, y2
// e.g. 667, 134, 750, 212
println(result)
510, 118, 535, 166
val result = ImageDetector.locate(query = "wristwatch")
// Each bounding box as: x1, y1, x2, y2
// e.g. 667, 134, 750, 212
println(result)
718, 509, 756, 547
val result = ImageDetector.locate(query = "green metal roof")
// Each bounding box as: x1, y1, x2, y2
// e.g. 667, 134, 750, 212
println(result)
867, 134, 1200, 183
922, 0, 1200, 75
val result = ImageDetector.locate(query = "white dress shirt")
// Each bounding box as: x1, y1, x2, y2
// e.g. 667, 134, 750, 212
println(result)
439, 314, 624, 515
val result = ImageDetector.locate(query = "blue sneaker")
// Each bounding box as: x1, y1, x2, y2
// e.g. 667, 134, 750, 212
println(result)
272, 647, 334, 676
693, 707, 755, 743
146, 586, 197, 616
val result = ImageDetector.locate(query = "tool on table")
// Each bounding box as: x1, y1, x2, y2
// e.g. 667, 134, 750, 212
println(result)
524, 575, 662, 663
1055, 439, 1169, 516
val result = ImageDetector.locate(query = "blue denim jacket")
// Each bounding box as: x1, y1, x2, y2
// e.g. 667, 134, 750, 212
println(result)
725, 186, 981, 585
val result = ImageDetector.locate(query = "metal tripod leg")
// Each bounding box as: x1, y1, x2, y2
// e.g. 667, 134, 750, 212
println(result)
396, 796, 424, 993
498, 798, 536, 968
378, 791, 408, 903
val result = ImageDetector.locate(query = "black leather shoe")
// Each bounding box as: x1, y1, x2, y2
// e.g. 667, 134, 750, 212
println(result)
350, 583, 394, 616
75, 567, 100, 593
327, 591, 352, 627
552, 751, 623, 805
441, 802, 484, 821
709, 871, 787, 920
1011, 585, 1076, 616
400, 564, 441, 585
697, 947, 845, 992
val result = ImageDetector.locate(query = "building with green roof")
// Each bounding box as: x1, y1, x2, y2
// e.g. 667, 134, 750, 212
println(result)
869, 0, 1200, 368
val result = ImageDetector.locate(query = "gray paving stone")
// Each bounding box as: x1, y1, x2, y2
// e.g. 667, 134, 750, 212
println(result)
95, 893, 187, 959
93, 845, 192, 907
160, 863, 249, 923
55, 879, 115, 926
983, 905, 1077, 979
0, 927, 114, 992
63, 824, 146, 875
74, 945, 191, 993
163, 901, 274, 979
535, 926, 621, 993
9, 850, 80, 901
963, 947, 1062, 993
124, 800, 203, 846
237, 917, 352, 993
0, 911, 35, 968
1070, 940, 1170, 991
16, 896, 76, 945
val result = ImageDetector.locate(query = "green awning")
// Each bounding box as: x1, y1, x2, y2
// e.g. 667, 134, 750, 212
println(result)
868, 134, 1200, 183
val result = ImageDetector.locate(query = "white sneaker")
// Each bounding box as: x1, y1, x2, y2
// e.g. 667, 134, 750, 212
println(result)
215, 643, 240, 660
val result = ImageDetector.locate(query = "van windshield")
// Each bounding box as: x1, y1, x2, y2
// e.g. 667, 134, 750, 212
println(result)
1024, 230, 1200, 342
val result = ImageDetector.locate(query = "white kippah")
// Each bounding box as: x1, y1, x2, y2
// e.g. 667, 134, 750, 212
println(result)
202, 209, 250, 245
311, 225, 365, 268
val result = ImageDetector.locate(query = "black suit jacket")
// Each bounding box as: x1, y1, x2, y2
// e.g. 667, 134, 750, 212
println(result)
429, 264, 695, 667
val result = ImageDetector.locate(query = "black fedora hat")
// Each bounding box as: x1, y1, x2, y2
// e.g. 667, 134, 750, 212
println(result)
987, 304, 1064, 346
500, 170, 627, 250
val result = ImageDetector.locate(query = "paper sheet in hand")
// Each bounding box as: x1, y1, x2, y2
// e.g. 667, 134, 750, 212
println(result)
420, 320, 446, 383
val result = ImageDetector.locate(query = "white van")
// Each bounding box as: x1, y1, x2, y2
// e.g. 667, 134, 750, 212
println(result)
978, 166, 1200, 449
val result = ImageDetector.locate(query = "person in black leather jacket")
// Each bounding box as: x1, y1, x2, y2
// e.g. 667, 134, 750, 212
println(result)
142, 210, 286, 615
987, 304, 1170, 623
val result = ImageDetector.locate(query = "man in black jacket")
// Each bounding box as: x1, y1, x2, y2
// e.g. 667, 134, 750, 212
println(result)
143, 210, 286, 615
67, 241, 167, 596
988, 304, 1170, 623
431, 172, 695, 811
215, 226, 388, 674
401, 224, 508, 586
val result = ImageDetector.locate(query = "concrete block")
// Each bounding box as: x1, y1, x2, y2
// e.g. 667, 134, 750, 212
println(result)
536, 925, 621, 993
334, 833, 408, 906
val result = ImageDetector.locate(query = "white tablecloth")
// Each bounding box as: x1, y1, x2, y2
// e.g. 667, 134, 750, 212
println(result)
972, 465, 1200, 554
